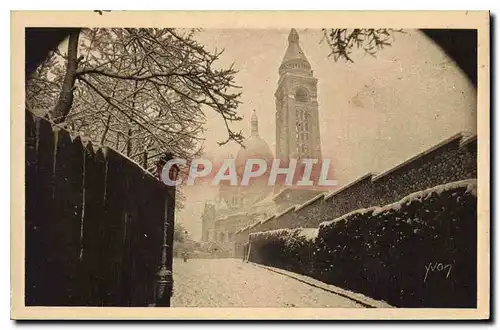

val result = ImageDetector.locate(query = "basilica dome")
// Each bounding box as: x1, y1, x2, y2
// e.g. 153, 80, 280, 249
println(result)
235, 110, 274, 174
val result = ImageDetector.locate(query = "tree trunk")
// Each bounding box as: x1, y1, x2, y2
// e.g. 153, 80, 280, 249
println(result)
142, 150, 148, 169
52, 28, 81, 123
126, 128, 132, 156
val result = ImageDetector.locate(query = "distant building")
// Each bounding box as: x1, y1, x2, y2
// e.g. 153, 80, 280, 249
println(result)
201, 110, 277, 252
275, 28, 322, 171
200, 29, 326, 255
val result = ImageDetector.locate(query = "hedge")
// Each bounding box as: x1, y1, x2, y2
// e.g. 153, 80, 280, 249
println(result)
248, 228, 318, 276
247, 179, 477, 307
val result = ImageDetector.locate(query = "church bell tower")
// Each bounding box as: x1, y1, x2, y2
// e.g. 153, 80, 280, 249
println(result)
275, 29, 322, 163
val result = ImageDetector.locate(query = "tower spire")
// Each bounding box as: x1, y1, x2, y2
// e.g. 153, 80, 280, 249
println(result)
275, 27, 321, 169
279, 28, 311, 75
288, 28, 299, 43
251, 110, 259, 136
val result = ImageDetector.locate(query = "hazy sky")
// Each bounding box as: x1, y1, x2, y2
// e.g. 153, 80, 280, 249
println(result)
178, 29, 476, 239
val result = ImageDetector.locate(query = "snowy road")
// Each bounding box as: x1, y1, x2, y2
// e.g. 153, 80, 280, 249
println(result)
171, 258, 364, 307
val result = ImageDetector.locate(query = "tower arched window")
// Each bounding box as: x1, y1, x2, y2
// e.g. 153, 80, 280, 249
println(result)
295, 87, 309, 102
295, 107, 311, 158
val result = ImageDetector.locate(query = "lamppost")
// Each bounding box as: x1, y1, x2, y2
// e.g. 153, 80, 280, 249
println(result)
155, 152, 178, 307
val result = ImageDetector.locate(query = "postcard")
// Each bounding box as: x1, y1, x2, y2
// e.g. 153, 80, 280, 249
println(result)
11, 10, 490, 320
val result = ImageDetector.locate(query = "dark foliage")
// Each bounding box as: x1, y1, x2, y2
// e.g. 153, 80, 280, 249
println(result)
247, 180, 477, 308
248, 228, 317, 276
322, 29, 404, 62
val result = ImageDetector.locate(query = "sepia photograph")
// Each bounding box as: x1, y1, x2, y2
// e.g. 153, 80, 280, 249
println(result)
11, 10, 490, 320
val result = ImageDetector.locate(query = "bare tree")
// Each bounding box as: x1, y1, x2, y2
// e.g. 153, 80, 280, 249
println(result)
322, 29, 404, 63
26, 51, 62, 113
27, 28, 244, 171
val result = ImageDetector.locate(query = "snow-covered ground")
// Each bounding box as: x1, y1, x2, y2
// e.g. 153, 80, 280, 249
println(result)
171, 258, 363, 307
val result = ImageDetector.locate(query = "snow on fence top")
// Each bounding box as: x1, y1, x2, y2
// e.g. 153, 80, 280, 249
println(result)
30, 111, 161, 181
102, 146, 159, 181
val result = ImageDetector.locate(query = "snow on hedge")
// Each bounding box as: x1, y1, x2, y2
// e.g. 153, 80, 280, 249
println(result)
249, 228, 290, 240
249, 179, 476, 255
250, 227, 319, 244
319, 179, 477, 230
318, 206, 379, 231
247, 179, 477, 307
373, 178, 477, 217
299, 228, 319, 242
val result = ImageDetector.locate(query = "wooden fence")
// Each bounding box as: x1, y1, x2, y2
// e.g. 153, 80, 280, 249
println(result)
25, 111, 173, 306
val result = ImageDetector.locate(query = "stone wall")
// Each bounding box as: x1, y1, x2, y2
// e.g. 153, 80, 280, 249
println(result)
371, 133, 477, 207
234, 132, 477, 255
